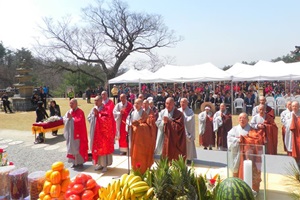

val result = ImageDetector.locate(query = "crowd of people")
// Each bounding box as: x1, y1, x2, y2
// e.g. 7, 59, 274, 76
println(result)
29, 80, 300, 192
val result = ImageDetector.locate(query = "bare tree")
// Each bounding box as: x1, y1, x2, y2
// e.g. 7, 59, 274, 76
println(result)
37, 0, 181, 82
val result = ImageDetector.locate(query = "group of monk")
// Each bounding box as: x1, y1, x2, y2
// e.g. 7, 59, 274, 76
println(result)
62, 91, 197, 174
62, 90, 300, 188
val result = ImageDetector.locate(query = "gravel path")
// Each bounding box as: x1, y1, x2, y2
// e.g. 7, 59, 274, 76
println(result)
0, 129, 73, 173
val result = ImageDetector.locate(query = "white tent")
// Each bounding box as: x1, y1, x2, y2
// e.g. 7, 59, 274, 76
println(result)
144, 63, 231, 83
230, 60, 291, 81
226, 62, 251, 76
108, 69, 153, 84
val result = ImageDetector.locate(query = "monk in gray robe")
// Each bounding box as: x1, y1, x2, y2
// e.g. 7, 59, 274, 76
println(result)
178, 98, 197, 164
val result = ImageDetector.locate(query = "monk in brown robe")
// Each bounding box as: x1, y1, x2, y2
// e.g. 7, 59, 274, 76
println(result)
290, 101, 300, 163
228, 112, 265, 192
198, 106, 215, 150
143, 99, 158, 166
127, 99, 155, 174
213, 103, 232, 150
155, 97, 186, 161
252, 96, 275, 119
250, 104, 278, 155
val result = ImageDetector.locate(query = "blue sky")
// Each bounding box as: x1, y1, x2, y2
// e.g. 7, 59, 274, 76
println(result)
0, 0, 299, 68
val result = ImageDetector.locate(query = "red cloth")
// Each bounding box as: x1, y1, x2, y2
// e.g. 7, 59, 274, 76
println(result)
32, 119, 63, 128
104, 100, 116, 135
92, 107, 115, 163
119, 102, 133, 150
200, 116, 215, 147
162, 109, 186, 161
67, 108, 88, 162
290, 114, 300, 161
217, 113, 232, 149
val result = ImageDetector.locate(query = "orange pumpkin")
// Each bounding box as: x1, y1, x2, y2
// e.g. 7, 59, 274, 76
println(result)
61, 178, 71, 192
50, 184, 61, 198
43, 181, 52, 194
50, 171, 61, 184
51, 161, 64, 171
60, 168, 70, 180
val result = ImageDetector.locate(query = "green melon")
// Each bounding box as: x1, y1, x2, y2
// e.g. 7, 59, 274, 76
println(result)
215, 177, 254, 200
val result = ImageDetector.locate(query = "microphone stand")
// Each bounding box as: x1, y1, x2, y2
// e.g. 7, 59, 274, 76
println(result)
127, 108, 134, 174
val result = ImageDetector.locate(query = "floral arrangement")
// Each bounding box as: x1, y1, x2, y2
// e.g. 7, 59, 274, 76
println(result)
0, 148, 14, 167
44, 116, 62, 123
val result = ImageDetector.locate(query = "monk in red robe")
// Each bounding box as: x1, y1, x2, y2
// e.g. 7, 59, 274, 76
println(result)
155, 97, 186, 161
63, 99, 88, 169
92, 96, 115, 172
128, 99, 155, 174
290, 101, 300, 162
228, 112, 265, 192
90, 91, 116, 172
113, 93, 133, 155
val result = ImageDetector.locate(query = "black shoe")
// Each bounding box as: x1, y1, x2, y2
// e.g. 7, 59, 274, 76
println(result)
34, 140, 43, 144
209, 147, 213, 150
186, 160, 192, 165
71, 164, 77, 168
76, 164, 84, 169
204, 147, 207, 150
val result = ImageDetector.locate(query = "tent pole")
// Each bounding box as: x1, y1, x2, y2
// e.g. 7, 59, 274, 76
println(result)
231, 81, 233, 115
285, 80, 286, 92
139, 82, 141, 94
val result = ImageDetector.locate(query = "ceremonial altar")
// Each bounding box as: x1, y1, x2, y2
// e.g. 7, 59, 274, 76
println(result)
31, 117, 64, 142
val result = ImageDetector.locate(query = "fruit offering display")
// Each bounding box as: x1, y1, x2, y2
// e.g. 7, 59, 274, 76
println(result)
38, 161, 71, 200
65, 173, 100, 200
98, 173, 154, 200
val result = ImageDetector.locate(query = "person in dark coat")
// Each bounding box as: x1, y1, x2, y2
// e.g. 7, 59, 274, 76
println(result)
35, 101, 49, 143
1, 92, 13, 113
49, 100, 61, 136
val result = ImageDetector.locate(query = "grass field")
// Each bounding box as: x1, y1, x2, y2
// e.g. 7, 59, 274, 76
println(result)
0, 98, 286, 155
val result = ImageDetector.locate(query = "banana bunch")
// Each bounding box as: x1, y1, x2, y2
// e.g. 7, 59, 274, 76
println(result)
98, 173, 154, 200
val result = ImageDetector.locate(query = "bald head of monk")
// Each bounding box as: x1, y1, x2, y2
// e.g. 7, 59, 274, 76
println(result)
165, 97, 175, 112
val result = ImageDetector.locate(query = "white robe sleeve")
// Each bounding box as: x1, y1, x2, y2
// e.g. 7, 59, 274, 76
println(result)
213, 112, 223, 132
198, 112, 207, 135
250, 115, 259, 129
113, 104, 122, 138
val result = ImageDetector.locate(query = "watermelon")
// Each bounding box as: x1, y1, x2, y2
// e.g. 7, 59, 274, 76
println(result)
215, 177, 254, 200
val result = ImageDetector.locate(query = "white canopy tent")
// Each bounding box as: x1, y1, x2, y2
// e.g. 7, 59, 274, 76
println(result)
108, 69, 153, 84
230, 60, 296, 81
143, 63, 231, 83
